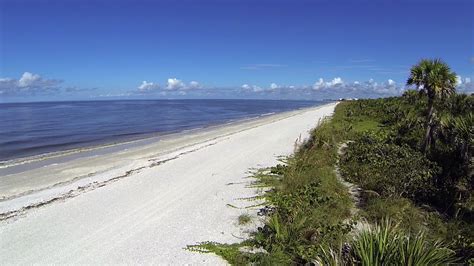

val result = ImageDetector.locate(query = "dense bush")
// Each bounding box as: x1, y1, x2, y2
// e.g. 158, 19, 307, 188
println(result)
340, 132, 439, 201
339, 93, 473, 262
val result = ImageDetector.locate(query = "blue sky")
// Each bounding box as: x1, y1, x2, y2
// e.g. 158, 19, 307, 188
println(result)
0, 0, 473, 102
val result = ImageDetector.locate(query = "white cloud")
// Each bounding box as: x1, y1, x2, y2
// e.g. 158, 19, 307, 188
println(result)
364, 78, 378, 88
0, 72, 62, 96
136, 78, 202, 94
138, 81, 160, 91
0, 78, 17, 90
309, 77, 404, 98
17, 72, 61, 88
329, 77, 344, 86
270, 83, 280, 90
456, 75, 463, 86
18, 72, 41, 87
166, 78, 185, 90
241, 84, 264, 92
455, 75, 472, 86
456, 75, 474, 93
313, 77, 344, 90
188, 81, 200, 89
313, 78, 325, 90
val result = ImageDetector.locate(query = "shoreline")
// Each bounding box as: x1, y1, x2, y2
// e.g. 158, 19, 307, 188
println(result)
1, 99, 330, 168
0, 103, 330, 174
0, 102, 337, 264
0, 103, 336, 218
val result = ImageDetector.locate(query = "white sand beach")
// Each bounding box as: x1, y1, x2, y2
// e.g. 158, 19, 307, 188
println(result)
0, 103, 337, 264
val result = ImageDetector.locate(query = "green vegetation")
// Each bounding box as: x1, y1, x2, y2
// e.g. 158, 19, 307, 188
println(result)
339, 92, 473, 262
189, 59, 473, 264
406, 59, 458, 153
314, 220, 456, 265
189, 114, 355, 264
340, 133, 439, 200
351, 220, 456, 265
187, 241, 264, 265
238, 214, 252, 225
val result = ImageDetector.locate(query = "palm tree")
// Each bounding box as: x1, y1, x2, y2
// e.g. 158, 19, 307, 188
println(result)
440, 113, 473, 173
406, 59, 458, 153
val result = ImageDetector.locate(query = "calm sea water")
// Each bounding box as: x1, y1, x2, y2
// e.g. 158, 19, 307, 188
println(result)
0, 99, 327, 162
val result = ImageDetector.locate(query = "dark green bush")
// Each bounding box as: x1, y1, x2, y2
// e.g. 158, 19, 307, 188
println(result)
340, 132, 439, 201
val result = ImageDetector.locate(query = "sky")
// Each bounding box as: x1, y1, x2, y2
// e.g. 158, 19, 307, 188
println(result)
0, 0, 473, 102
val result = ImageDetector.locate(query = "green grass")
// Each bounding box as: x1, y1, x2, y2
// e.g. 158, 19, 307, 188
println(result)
351, 118, 381, 133
351, 220, 456, 265
187, 242, 255, 265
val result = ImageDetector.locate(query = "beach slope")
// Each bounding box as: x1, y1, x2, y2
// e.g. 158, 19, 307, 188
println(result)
0, 103, 336, 264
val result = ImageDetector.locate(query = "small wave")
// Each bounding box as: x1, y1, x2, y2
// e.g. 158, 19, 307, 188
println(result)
42, 163, 59, 168
0, 138, 146, 169
181, 127, 204, 133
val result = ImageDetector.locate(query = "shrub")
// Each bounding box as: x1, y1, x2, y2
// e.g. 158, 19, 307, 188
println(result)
352, 220, 456, 265
340, 132, 439, 201
361, 198, 427, 234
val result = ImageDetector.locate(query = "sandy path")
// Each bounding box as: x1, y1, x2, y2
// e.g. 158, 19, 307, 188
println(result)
0, 103, 336, 264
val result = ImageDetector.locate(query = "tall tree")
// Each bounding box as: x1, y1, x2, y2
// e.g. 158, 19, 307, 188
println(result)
406, 59, 458, 153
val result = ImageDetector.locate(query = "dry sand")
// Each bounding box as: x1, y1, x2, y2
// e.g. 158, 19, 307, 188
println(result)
0, 102, 337, 264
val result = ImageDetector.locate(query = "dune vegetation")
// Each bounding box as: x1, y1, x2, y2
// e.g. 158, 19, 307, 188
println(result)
189, 59, 473, 264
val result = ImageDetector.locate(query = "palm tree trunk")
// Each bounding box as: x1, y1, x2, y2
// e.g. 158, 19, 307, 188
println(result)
422, 100, 435, 153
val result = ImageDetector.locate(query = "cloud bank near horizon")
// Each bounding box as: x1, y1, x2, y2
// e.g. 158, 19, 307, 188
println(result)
1, 72, 473, 100
0, 72, 62, 96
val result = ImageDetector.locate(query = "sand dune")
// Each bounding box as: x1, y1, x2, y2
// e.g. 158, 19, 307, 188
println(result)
0, 103, 336, 264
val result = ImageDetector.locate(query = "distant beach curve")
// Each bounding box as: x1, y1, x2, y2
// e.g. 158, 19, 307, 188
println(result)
0, 99, 325, 163
0, 102, 337, 264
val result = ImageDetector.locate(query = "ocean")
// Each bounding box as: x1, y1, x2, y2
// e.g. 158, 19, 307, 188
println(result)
0, 99, 328, 164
